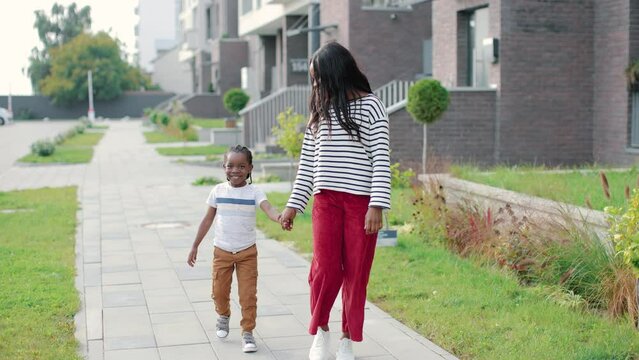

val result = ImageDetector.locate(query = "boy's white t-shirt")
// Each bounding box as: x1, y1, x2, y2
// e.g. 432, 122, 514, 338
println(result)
206, 182, 267, 253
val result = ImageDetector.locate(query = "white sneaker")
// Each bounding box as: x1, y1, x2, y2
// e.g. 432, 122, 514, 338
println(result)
215, 315, 229, 338
308, 328, 330, 360
336, 338, 354, 360
242, 331, 258, 353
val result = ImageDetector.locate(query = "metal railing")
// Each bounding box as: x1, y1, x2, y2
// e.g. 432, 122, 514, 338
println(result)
632, 91, 639, 147
240, 85, 311, 148
374, 80, 414, 109
240, 80, 414, 149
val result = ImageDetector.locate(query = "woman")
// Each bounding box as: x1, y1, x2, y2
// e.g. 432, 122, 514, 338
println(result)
279, 42, 391, 360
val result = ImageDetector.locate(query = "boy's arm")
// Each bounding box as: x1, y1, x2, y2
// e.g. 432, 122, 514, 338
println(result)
259, 200, 281, 223
187, 206, 217, 266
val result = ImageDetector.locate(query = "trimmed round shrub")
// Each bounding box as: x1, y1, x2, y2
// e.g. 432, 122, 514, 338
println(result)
159, 112, 170, 127
74, 124, 86, 134
406, 79, 450, 124
149, 111, 159, 124
223, 88, 250, 115
31, 139, 56, 157
54, 134, 66, 145
176, 114, 190, 132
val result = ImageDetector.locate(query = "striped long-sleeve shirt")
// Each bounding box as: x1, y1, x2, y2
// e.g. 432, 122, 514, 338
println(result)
286, 94, 391, 212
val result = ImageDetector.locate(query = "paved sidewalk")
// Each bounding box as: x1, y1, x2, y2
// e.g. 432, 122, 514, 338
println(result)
2, 121, 457, 360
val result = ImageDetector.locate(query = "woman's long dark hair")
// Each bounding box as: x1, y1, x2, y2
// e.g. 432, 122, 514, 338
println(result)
308, 42, 372, 140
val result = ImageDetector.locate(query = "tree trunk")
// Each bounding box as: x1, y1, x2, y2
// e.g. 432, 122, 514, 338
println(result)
422, 124, 428, 175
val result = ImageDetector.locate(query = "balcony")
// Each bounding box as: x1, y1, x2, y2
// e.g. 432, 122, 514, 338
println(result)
361, 0, 420, 9
239, 0, 310, 36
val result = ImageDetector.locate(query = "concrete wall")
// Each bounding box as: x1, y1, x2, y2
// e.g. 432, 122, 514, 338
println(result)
0, 92, 174, 120
389, 90, 497, 169
182, 94, 232, 118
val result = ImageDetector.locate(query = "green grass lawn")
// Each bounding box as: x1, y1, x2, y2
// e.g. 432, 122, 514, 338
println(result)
143, 131, 183, 143
257, 189, 639, 360
190, 118, 226, 128
19, 132, 104, 164
452, 165, 638, 210
156, 145, 228, 156
0, 187, 80, 359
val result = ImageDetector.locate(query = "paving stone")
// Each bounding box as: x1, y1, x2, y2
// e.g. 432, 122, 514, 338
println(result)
150, 312, 208, 347
104, 348, 160, 360
158, 344, 218, 360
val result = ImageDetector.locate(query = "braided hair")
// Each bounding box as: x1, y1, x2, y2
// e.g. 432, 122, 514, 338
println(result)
224, 145, 253, 184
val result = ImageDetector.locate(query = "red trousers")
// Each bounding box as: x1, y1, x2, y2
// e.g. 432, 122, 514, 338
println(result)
309, 189, 377, 342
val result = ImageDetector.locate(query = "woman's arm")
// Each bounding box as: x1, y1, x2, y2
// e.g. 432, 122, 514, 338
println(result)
285, 128, 315, 213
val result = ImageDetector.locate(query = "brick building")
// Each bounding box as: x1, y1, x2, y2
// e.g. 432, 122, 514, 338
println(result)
390, 0, 639, 168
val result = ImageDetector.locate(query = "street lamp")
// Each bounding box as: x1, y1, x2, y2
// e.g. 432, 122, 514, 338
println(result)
87, 70, 95, 121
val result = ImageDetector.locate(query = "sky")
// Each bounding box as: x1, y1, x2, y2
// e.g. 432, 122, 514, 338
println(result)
0, 0, 138, 95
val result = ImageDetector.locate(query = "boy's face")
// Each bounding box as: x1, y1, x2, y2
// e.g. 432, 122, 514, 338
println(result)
224, 152, 252, 187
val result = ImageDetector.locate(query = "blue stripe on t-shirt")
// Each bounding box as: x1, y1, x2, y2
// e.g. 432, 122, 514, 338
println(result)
216, 197, 256, 205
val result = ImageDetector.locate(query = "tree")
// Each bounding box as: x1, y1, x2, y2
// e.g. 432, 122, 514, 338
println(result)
28, 2, 91, 93
40, 32, 154, 105
406, 79, 450, 174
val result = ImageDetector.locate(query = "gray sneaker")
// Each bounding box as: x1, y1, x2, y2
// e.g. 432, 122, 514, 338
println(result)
242, 331, 258, 353
216, 315, 229, 338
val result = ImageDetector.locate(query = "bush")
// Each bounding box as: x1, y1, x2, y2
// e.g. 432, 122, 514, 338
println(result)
14, 108, 35, 120
390, 163, 415, 189
255, 174, 282, 183
413, 181, 638, 320
31, 139, 56, 157
626, 60, 639, 90
74, 124, 86, 134
272, 107, 305, 159
149, 111, 159, 125
159, 112, 170, 127
223, 88, 250, 115
192, 176, 222, 186
605, 188, 639, 275
177, 114, 190, 132
54, 134, 66, 145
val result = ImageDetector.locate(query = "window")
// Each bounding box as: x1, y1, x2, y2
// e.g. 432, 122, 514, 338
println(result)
242, 0, 253, 15
459, 7, 490, 87
423, 39, 432, 77
632, 91, 639, 147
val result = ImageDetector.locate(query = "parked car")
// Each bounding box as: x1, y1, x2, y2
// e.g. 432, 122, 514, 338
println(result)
0, 107, 13, 125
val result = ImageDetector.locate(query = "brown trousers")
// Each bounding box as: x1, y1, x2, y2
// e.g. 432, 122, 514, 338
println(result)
211, 244, 258, 332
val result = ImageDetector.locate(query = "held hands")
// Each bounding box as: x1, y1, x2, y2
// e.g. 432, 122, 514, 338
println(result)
279, 207, 296, 231
364, 207, 384, 235
187, 246, 198, 267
